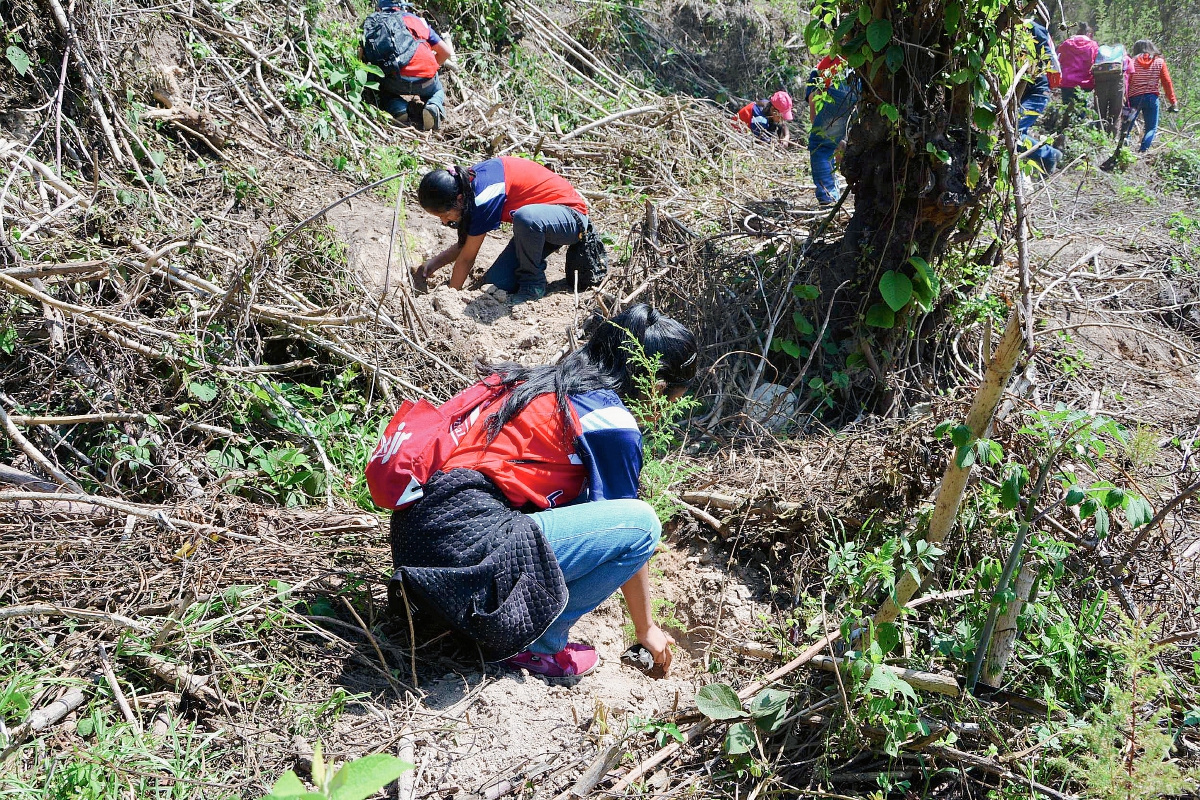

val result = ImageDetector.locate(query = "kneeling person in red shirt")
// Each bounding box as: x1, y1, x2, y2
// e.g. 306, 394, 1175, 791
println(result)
416, 156, 593, 304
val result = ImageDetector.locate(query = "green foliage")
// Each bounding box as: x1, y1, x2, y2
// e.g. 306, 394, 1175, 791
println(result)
6, 44, 31, 76
1053, 616, 1197, 800
1158, 143, 1200, 198
266, 741, 413, 800
695, 684, 792, 758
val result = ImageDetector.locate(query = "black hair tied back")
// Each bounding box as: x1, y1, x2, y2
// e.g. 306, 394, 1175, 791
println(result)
417, 165, 476, 247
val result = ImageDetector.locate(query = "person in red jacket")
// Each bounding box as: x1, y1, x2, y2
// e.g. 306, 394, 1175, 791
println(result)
1056, 23, 1099, 122
734, 91, 794, 147
390, 304, 699, 677
1126, 39, 1179, 151
416, 157, 593, 304
374, 1, 454, 130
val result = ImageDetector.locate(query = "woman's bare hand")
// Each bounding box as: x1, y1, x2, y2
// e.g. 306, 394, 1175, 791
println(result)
638, 624, 676, 677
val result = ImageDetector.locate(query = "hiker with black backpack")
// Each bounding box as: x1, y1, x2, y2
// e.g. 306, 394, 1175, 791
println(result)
415, 157, 608, 304
367, 304, 698, 677
361, 0, 453, 130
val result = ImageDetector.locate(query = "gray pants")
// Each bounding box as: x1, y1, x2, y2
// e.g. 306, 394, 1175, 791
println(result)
480, 204, 587, 292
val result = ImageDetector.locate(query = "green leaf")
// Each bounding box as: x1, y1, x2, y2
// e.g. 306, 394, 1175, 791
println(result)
865, 19, 893, 52
1065, 486, 1086, 506
879, 271, 913, 311
696, 683, 745, 720
973, 107, 996, 130
949, 68, 975, 85
844, 51, 867, 69
875, 622, 901, 656
864, 303, 894, 328
779, 338, 801, 358
879, 102, 899, 123
1093, 506, 1110, 539
6, 46, 31, 77
1000, 470, 1022, 510
950, 425, 972, 448
856, 5, 870, 24
267, 771, 308, 799
955, 444, 976, 468
327, 754, 413, 800
76, 716, 95, 736
1124, 495, 1153, 528
792, 283, 819, 300
792, 312, 814, 336
885, 45, 904, 74
933, 420, 955, 438
943, 1, 961, 32
1102, 488, 1125, 509
865, 668, 916, 702
748, 688, 789, 720
188, 381, 218, 402
723, 721, 756, 755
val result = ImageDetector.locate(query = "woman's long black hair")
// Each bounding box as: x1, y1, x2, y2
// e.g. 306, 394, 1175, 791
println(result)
418, 165, 476, 248
478, 304, 699, 442
1131, 39, 1160, 57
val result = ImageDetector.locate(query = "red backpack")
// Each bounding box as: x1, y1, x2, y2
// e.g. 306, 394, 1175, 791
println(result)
365, 376, 507, 510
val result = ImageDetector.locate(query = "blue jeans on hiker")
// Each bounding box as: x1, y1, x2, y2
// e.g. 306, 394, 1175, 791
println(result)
379, 73, 445, 120
1128, 93, 1160, 151
480, 204, 588, 294
1018, 90, 1062, 172
809, 135, 839, 205
527, 499, 661, 654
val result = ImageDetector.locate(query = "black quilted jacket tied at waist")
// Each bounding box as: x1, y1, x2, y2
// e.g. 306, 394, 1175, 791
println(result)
388, 468, 567, 659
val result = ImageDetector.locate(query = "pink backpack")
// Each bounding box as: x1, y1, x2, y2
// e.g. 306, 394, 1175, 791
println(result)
365, 376, 507, 509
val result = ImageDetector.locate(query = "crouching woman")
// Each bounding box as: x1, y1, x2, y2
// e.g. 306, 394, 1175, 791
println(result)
388, 304, 698, 677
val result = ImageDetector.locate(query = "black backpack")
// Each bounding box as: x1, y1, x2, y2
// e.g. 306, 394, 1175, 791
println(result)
565, 223, 608, 291
362, 11, 420, 74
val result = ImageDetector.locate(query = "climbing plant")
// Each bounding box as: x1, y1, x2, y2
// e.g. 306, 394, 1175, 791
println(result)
804, 0, 1039, 376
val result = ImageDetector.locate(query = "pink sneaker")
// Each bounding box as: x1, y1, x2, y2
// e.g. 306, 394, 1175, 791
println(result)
503, 643, 599, 677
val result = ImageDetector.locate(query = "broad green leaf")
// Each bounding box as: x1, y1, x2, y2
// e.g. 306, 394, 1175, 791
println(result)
949, 68, 975, 85
879, 102, 900, 122
973, 107, 996, 130
865, 668, 916, 702
1124, 495, 1153, 528
6, 46, 31, 77
857, 5, 870, 23
866, 19, 893, 52
793, 283, 819, 300
748, 688, 789, 720
879, 271, 913, 311
950, 425, 972, 448
1065, 486, 1085, 506
845, 51, 867, 69
944, 1, 961, 32
1093, 506, 1110, 539
792, 312, 814, 336
1000, 472, 1021, 509
327, 754, 413, 800
885, 45, 904, 74
723, 721, 756, 755
1102, 488, 1125, 510
267, 771, 308, 799
874, 622, 901, 656
188, 381, 218, 402
779, 338, 801, 358
955, 444, 976, 468
864, 303, 894, 328
696, 683, 745, 720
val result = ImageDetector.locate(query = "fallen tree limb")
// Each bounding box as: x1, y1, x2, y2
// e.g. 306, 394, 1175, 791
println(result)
0, 604, 152, 632
731, 642, 960, 697
0, 686, 89, 759
0, 462, 60, 492
0, 490, 258, 541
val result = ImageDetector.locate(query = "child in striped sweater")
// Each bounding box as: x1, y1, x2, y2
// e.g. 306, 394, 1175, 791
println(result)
1127, 40, 1179, 152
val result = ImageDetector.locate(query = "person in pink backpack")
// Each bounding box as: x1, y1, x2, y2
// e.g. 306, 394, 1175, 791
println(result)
1056, 23, 1099, 122
1126, 39, 1179, 151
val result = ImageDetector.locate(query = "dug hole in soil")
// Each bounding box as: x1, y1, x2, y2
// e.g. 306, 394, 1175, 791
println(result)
324, 192, 774, 794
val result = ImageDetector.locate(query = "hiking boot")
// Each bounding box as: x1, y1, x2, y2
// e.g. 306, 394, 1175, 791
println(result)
422, 104, 442, 132
511, 284, 546, 304
503, 643, 598, 677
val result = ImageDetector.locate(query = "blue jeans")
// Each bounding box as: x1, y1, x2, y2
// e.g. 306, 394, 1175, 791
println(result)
1128, 93, 1160, 151
809, 135, 839, 205
480, 204, 587, 293
1017, 91, 1061, 172
378, 73, 445, 119
526, 499, 661, 654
